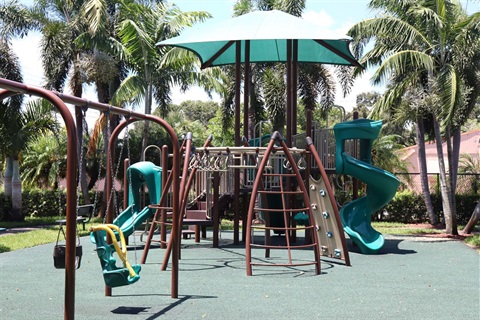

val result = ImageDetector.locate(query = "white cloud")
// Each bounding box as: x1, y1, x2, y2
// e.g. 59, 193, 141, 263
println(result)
303, 10, 335, 28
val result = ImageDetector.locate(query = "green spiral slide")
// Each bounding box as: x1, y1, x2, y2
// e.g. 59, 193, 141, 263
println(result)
334, 119, 399, 254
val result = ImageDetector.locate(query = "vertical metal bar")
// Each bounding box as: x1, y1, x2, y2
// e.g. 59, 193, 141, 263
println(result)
244, 40, 250, 140
123, 159, 130, 209
161, 145, 168, 249
292, 39, 298, 139
286, 39, 292, 147
234, 40, 242, 244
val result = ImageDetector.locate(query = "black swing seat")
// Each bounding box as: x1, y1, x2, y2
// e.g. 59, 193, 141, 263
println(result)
91, 229, 141, 287
56, 204, 95, 231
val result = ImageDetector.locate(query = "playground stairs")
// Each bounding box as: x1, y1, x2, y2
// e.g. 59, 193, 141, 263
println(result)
183, 193, 233, 241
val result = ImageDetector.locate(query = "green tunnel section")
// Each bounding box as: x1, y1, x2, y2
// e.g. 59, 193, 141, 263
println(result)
334, 119, 399, 254
91, 161, 162, 242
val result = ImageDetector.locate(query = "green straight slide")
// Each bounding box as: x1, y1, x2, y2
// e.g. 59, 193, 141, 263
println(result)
334, 119, 399, 254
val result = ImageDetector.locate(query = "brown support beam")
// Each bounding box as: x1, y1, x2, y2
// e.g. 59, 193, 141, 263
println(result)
286, 39, 292, 147
292, 40, 298, 139
244, 40, 250, 141
0, 81, 78, 320
234, 41, 242, 244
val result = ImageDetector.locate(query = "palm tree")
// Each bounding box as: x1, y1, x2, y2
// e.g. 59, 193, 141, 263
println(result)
110, 0, 211, 155
21, 130, 66, 190
0, 99, 59, 220
0, 0, 38, 200
0, 42, 22, 201
348, 0, 480, 234
30, 0, 92, 204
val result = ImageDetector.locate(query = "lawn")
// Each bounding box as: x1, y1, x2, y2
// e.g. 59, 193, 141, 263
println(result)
0, 218, 478, 254
0, 216, 100, 253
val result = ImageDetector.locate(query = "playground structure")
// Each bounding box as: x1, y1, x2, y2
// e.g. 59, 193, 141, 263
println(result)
0, 10, 403, 320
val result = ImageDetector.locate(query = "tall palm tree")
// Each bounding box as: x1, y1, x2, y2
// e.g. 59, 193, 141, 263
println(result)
110, 0, 211, 155
0, 40, 23, 201
348, 0, 480, 234
30, 0, 92, 204
0, 0, 38, 220
0, 99, 59, 220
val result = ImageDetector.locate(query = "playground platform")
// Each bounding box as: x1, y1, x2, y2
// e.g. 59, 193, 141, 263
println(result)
0, 230, 478, 320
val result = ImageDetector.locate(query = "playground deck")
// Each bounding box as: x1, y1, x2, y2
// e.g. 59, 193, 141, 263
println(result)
0, 231, 478, 320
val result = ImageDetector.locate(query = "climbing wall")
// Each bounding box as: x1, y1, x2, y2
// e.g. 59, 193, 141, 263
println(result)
308, 176, 349, 263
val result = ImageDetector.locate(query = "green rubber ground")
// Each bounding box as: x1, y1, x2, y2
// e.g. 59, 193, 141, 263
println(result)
1, 231, 478, 320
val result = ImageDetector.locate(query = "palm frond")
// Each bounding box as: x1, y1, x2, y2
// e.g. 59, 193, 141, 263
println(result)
111, 74, 146, 107
82, 0, 109, 35
372, 50, 434, 85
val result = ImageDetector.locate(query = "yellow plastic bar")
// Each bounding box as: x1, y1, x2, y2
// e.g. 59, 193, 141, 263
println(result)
90, 224, 137, 278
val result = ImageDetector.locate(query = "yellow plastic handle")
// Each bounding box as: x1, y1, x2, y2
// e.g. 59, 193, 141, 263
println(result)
90, 224, 137, 278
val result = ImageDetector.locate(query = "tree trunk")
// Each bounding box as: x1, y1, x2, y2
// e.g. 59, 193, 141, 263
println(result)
4, 156, 12, 197
72, 55, 90, 205
76, 107, 91, 205
141, 83, 153, 160
11, 158, 23, 221
433, 117, 457, 235
451, 128, 461, 189
416, 115, 436, 224
462, 199, 480, 234
445, 127, 458, 233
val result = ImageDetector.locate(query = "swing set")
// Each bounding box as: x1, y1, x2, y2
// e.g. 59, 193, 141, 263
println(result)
0, 78, 182, 320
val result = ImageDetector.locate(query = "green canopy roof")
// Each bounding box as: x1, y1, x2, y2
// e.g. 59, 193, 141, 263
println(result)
158, 10, 360, 68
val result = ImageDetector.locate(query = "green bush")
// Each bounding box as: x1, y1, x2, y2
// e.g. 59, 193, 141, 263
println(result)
334, 189, 478, 225
0, 194, 12, 221
375, 190, 427, 223
2, 190, 125, 220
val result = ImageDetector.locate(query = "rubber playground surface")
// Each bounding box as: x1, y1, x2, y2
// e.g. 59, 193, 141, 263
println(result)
0, 231, 478, 320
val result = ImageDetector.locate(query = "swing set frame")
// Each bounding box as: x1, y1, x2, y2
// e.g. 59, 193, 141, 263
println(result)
0, 78, 182, 320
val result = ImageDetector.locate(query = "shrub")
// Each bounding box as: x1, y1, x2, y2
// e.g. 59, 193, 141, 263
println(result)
0, 193, 12, 221
336, 189, 478, 225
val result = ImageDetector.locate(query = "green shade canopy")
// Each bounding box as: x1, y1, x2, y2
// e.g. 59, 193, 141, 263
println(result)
158, 10, 361, 68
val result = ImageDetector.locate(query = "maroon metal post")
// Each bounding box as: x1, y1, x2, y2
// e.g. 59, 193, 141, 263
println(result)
160, 145, 168, 248
0, 80, 78, 320
212, 171, 220, 248
292, 39, 298, 138
286, 39, 292, 147
233, 40, 242, 244
124, 159, 130, 209
244, 40, 250, 141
